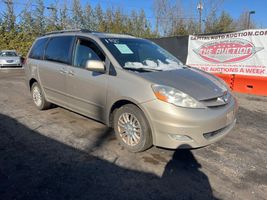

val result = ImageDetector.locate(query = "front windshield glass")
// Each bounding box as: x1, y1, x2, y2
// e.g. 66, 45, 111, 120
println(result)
101, 38, 184, 72
0, 51, 18, 57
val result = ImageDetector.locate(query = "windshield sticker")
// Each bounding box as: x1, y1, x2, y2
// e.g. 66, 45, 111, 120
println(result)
114, 44, 133, 54
107, 38, 119, 43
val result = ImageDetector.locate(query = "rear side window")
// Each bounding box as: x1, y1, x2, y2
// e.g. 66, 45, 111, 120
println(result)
29, 38, 48, 60
44, 36, 74, 64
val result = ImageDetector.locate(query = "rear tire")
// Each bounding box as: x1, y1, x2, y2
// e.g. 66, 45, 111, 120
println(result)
113, 104, 152, 152
31, 82, 51, 110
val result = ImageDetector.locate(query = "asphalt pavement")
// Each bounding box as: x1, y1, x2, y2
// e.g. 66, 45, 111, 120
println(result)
0, 69, 266, 200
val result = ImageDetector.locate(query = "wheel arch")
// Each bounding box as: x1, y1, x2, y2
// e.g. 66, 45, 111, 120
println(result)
29, 78, 38, 90
108, 99, 138, 127
107, 98, 155, 143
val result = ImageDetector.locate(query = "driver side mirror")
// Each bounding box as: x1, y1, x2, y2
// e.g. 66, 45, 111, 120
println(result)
85, 60, 105, 73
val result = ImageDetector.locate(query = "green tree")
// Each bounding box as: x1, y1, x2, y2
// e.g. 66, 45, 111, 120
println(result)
19, 7, 34, 32
204, 10, 218, 33
84, 3, 97, 31
205, 11, 235, 33
186, 19, 199, 35
105, 8, 113, 32
95, 5, 106, 32
46, 4, 59, 32
215, 11, 234, 32
72, 0, 85, 28
59, 2, 70, 29
112, 9, 124, 33
32, 0, 45, 35
170, 19, 187, 36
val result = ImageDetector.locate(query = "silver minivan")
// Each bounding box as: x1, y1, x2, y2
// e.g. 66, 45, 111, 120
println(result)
24, 29, 238, 152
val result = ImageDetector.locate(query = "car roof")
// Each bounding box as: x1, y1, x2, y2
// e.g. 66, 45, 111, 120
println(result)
38, 29, 136, 40
91, 32, 136, 39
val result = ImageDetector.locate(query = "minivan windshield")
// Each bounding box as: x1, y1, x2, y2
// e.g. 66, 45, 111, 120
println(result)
101, 38, 184, 72
0, 51, 18, 57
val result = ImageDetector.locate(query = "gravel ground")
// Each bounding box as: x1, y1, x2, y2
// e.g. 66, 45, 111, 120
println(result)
0, 69, 266, 200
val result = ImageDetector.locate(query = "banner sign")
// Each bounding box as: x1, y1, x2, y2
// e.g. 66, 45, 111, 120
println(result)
186, 29, 267, 76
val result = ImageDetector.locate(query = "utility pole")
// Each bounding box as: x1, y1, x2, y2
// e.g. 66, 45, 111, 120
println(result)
197, 0, 203, 34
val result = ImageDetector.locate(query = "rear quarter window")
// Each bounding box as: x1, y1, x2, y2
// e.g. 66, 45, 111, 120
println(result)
44, 36, 74, 64
29, 38, 48, 60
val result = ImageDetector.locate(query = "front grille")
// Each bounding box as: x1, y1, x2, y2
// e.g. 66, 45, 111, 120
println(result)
200, 92, 231, 108
6, 60, 14, 63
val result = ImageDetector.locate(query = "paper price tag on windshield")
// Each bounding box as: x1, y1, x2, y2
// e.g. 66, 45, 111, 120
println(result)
114, 44, 133, 54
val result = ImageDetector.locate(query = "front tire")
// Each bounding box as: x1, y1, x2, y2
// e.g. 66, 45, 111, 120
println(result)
113, 104, 152, 152
31, 82, 51, 110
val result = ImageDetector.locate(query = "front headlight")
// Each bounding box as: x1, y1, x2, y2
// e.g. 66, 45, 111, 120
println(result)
152, 85, 206, 108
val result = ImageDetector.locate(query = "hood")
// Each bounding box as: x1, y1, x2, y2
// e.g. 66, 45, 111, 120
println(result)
0, 56, 20, 60
137, 67, 227, 101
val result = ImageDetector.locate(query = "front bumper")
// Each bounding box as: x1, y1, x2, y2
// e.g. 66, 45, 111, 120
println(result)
141, 96, 238, 149
0, 63, 22, 67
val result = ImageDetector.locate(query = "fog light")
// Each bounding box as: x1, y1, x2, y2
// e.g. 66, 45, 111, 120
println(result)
169, 134, 193, 141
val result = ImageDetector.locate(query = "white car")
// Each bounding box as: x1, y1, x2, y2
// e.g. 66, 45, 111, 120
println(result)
0, 50, 22, 68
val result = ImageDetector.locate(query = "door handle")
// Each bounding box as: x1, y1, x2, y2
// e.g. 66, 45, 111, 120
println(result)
59, 68, 67, 74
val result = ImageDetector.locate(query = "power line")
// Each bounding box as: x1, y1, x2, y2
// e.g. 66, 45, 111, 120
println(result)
95, 0, 154, 11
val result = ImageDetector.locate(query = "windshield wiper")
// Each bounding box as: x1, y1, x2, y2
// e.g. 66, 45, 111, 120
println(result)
123, 67, 162, 72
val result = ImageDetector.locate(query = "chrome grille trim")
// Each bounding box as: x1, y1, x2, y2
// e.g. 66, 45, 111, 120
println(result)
200, 92, 231, 108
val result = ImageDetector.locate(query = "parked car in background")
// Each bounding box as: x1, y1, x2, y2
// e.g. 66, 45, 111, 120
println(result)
24, 29, 238, 152
0, 50, 22, 68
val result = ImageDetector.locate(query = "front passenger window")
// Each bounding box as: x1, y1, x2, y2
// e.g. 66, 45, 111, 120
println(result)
74, 39, 105, 68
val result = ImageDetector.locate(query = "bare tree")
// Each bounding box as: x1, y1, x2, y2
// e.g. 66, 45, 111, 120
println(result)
153, 0, 173, 36
153, 0, 195, 36
59, 1, 69, 29
46, 2, 58, 30
20, 2, 34, 31
233, 10, 256, 31
203, 0, 225, 33
33, 0, 45, 34
3, 0, 16, 31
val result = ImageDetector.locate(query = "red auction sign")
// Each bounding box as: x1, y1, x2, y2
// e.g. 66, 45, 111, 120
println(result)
186, 29, 267, 76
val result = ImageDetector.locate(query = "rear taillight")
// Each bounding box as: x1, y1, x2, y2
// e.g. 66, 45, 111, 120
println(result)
22, 57, 27, 65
